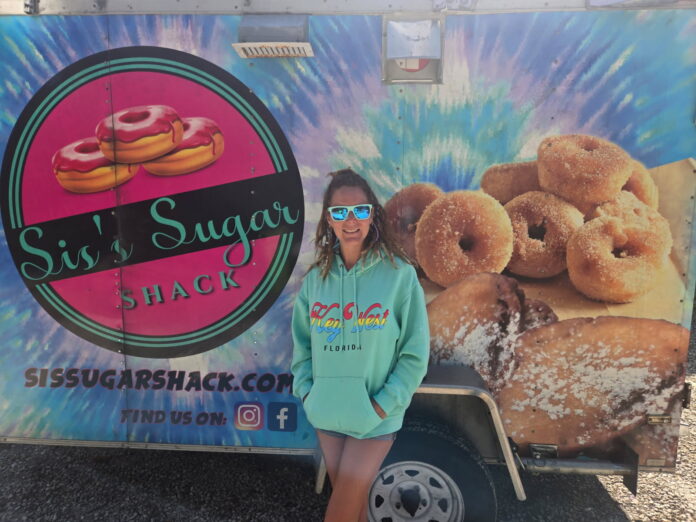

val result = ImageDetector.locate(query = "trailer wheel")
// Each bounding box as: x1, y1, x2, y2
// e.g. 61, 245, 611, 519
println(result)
369, 419, 497, 522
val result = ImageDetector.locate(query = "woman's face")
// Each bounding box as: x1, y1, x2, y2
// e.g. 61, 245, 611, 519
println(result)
327, 186, 374, 249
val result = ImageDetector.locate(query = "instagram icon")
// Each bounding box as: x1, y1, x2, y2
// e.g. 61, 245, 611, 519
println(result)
234, 402, 264, 430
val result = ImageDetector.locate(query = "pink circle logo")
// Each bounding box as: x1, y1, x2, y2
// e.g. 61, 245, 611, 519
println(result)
1, 47, 304, 358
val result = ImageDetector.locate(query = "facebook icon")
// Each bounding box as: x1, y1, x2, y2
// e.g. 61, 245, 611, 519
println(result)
268, 402, 297, 432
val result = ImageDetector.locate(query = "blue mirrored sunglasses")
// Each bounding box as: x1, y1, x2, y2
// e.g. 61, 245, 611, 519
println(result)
327, 204, 373, 221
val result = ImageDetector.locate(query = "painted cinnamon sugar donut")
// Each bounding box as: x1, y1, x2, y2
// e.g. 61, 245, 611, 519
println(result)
385, 183, 443, 263
481, 161, 540, 205
566, 216, 671, 303
143, 117, 225, 176
415, 191, 513, 287
504, 191, 584, 278
589, 191, 672, 243
537, 134, 633, 208
622, 160, 659, 209
498, 316, 688, 456
96, 105, 184, 164
52, 137, 137, 193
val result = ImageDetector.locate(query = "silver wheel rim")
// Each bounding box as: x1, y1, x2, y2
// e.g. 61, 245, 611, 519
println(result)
369, 460, 464, 521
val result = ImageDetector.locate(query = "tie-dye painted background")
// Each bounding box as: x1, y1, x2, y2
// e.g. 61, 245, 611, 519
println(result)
0, 11, 694, 452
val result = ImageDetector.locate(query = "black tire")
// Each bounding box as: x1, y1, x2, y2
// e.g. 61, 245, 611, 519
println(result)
369, 418, 497, 522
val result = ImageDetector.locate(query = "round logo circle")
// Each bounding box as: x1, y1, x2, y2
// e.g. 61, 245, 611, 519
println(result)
1, 47, 304, 358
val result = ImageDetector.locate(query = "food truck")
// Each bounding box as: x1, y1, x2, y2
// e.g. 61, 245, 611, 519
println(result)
0, 0, 694, 520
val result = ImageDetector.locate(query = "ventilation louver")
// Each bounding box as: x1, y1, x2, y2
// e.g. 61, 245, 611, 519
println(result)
234, 15, 313, 59
232, 42, 314, 59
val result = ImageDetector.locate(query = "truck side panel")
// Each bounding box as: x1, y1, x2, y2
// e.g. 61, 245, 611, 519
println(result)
0, 12, 694, 468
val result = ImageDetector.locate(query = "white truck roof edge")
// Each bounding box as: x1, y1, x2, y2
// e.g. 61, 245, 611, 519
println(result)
3, 0, 696, 16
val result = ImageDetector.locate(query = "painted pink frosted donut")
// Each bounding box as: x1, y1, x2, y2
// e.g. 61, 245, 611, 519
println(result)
52, 137, 137, 193
143, 117, 225, 176
95, 105, 184, 163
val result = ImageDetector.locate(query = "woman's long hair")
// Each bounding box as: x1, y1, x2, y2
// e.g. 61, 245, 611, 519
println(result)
313, 168, 410, 278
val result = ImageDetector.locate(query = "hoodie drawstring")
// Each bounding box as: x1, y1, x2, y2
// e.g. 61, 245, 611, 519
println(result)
353, 268, 360, 349
336, 258, 359, 349
340, 263, 344, 348
333, 250, 384, 348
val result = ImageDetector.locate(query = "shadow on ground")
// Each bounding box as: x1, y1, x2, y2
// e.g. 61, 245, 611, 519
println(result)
490, 465, 630, 521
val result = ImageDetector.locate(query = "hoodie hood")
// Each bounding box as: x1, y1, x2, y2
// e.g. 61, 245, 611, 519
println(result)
329, 247, 384, 276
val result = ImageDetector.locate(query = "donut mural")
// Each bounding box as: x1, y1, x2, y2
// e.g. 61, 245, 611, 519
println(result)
0, 11, 694, 462
1, 47, 304, 359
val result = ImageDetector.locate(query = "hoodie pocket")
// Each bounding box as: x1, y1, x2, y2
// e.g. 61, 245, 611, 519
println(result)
304, 377, 382, 436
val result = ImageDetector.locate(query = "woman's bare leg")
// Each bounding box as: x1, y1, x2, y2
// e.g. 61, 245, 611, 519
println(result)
323, 436, 393, 522
317, 431, 347, 488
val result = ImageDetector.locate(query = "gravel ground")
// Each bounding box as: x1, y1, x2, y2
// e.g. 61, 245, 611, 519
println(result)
1, 334, 694, 521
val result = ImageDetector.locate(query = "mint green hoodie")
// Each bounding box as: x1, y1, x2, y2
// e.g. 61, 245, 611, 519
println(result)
291, 251, 429, 439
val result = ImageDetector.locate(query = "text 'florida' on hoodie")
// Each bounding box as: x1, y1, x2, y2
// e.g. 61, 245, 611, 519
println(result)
291, 251, 430, 439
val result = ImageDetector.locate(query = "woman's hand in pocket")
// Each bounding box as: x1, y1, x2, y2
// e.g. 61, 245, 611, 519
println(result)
370, 398, 387, 419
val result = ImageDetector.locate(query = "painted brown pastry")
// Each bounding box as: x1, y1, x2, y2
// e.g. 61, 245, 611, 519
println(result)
428, 273, 555, 395
498, 317, 688, 457
520, 298, 558, 331
622, 407, 681, 468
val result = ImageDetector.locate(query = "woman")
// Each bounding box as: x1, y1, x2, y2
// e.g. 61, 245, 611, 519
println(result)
291, 169, 430, 522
